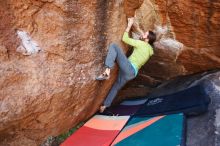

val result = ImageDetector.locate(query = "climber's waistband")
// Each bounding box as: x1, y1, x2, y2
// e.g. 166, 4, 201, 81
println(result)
130, 61, 138, 77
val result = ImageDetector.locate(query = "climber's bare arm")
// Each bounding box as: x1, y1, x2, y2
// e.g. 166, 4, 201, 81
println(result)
123, 18, 140, 47
125, 17, 134, 32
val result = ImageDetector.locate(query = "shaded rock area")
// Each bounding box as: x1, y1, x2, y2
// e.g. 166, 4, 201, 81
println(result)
0, 0, 220, 145
149, 70, 220, 146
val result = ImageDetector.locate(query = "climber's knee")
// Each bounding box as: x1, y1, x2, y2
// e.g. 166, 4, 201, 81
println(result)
109, 43, 118, 48
109, 43, 120, 52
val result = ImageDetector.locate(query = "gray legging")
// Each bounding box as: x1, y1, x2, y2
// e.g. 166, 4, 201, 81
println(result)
103, 43, 136, 107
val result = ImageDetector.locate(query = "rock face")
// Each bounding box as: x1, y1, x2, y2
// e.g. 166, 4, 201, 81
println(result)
0, 0, 123, 145
0, 0, 220, 145
142, 0, 220, 79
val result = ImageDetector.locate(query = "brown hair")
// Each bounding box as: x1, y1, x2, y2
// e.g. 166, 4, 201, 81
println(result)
147, 31, 156, 47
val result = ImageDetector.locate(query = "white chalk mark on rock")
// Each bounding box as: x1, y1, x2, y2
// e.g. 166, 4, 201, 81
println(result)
154, 25, 184, 52
154, 25, 168, 36
159, 38, 183, 51
16, 30, 41, 55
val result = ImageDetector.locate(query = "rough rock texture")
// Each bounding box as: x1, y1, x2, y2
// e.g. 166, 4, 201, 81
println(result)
0, 0, 123, 145
149, 70, 220, 146
0, 0, 220, 145
143, 0, 220, 79
126, 0, 220, 89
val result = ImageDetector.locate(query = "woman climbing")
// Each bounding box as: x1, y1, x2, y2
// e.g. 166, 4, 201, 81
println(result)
96, 18, 156, 113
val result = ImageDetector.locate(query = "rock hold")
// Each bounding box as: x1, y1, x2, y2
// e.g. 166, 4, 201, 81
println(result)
16, 30, 41, 55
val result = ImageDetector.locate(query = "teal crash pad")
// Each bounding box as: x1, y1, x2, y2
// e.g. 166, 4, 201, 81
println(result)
112, 113, 185, 146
